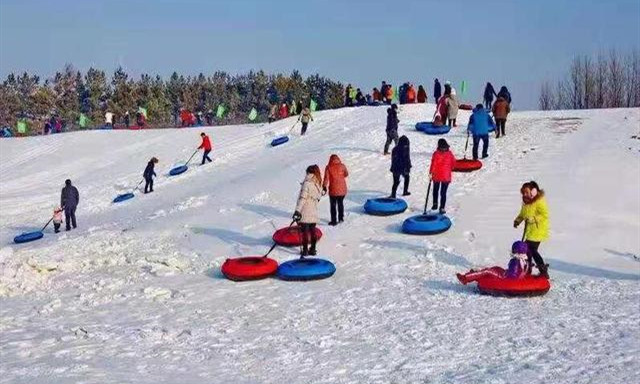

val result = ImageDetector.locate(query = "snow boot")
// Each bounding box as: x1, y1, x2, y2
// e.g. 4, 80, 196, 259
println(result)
328, 221, 337, 226
300, 248, 308, 257
537, 263, 550, 279
439, 208, 446, 214
456, 273, 468, 285
402, 191, 411, 196
308, 247, 317, 256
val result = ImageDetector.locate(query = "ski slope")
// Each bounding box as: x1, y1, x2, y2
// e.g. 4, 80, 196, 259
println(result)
0, 104, 639, 384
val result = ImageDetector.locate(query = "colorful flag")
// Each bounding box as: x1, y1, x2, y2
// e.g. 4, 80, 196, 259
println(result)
216, 105, 226, 118
310, 99, 317, 112
461, 81, 467, 95
349, 88, 357, 100
248, 108, 257, 121
392, 87, 399, 102
138, 107, 148, 119
78, 113, 89, 128
16, 120, 27, 134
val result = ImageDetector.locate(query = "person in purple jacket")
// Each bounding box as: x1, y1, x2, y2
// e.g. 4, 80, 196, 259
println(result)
456, 241, 530, 285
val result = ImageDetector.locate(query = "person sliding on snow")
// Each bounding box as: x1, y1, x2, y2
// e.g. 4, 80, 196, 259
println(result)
390, 135, 411, 198
143, 157, 158, 194
53, 206, 63, 233
323, 154, 349, 226
456, 241, 531, 284
384, 104, 399, 155
293, 165, 323, 257
198, 132, 213, 165
298, 107, 314, 136
430, 139, 455, 214
492, 96, 510, 138
514, 181, 550, 278
467, 104, 495, 160
60, 179, 79, 231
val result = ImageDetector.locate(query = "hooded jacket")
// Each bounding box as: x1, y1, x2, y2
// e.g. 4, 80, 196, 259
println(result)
515, 192, 550, 242
492, 97, 511, 119
386, 108, 399, 133
467, 108, 495, 136
390, 136, 411, 174
295, 174, 323, 224
323, 155, 349, 197
446, 94, 459, 119
430, 148, 456, 183
61, 182, 79, 209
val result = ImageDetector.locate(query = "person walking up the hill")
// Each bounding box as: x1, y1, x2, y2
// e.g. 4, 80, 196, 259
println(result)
417, 85, 427, 103
492, 96, 511, 138
143, 157, 159, 194
60, 179, 79, 231
468, 104, 495, 160
497, 86, 512, 104
52, 206, 64, 233
384, 104, 399, 155
484, 82, 497, 109
446, 90, 459, 127
298, 106, 314, 135
345, 84, 353, 106
390, 135, 412, 198
323, 154, 349, 226
434, 79, 442, 102
198, 132, 213, 165
124, 111, 130, 128
293, 165, 323, 257
268, 104, 277, 123
514, 181, 550, 278
430, 139, 456, 214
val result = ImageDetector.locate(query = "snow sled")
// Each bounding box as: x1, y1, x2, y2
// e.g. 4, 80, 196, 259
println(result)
277, 258, 336, 281
402, 213, 452, 235
221, 256, 279, 281
453, 159, 483, 172
169, 165, 188, 176
271, 136, 289, 147
476, 274, 551, 297
113, 192, 135, 203
459, 104, 473, 111
273, 225, 323, 247
363, 198, 408, 216
14, 231, 44, 244
415, 122, 451, 135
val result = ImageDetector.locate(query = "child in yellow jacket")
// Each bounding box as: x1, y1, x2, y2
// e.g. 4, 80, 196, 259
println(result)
514, 181, 550, 278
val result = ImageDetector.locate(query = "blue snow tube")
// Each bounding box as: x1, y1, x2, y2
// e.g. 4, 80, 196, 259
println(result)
364, 198, 408, 216
169, 165, 188, 176
113, 192, 135, 203
271, 136, 289, 147
415, 122, 451, 135
14, 231, 44, 244
402, 214, 452, 235
277, 258, 336, 281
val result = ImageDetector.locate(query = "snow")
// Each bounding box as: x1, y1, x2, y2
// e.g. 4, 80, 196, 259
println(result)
0, 104, 639, 383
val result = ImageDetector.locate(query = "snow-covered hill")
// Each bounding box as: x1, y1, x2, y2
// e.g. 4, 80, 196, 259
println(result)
1, 104, 639, 384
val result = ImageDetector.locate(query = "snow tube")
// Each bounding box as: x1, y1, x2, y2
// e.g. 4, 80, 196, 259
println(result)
277, 258, 336, 281
453, 159, 483, 172
415, 122, 451, 135
402, 213, 452, 235
273, 226, 323, 247
14, 231, 44, 244
169, 165, 188, 176
221, 256, 278, 281
113, 192, 135, 203
368, 101, 384, 106
459, 104, 473, 111
477, 275, 551, 297
271, 136, 289, 147
363, 198, 408, 216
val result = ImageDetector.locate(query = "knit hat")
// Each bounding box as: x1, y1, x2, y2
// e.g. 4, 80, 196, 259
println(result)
437, 138, 449, 150
511, 241, 528, 254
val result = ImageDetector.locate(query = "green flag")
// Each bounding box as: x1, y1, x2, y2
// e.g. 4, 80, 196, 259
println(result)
310, 99, 317, 112
138, 107, 148, 119
392, 87, 399, 102
461, 81, 467, 95
248, 108, 257, 121
17, 120, 27, 134
78, 113, 89, 128
216, 105, 226, 118
349, 88, 357, 100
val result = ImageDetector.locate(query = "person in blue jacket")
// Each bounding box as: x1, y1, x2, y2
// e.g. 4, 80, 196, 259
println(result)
467, 104, 495, 160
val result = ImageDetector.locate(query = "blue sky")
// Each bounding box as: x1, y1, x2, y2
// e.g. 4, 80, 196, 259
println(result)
1, 0, 639, 109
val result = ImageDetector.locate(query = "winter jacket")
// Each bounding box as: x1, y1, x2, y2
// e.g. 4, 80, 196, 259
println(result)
323, 155, 349, 197
436, 96, 448, 121
295, 174, 323, 224
53, 208, 63, 224
434, 81, 442, 101
515, 193, 550, 242
446, 94, 459, 120
406, 86, 416, 103
390, 141, 411, 174
505, 254, 529, 279
143, 161, 156, 179
300, 108, 313, 124
279, 104, 289, 119
269, 105, 277, 118
417, 87, 427, 103
429, 149, 456, 183
105, 112, 114, 124
385, 86, 394, 101
484, 84, 496, 101
497, 88, 512, 104
199, 135, 212, 151
61, 185, 80, 209
492, 97, 511, 119
386, 108, 399, 133
373, 89, 381, 101
467, 108, 495, 136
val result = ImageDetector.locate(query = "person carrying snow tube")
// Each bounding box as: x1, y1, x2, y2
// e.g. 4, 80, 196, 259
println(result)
467, 104, 495, 160
457, 241, 531, 284
198, 132, 213, 165
383, 104, 399, 155
323, 154, 349, 226
417, 85, 427, 103
390, 135, 411, 198
430, 139, 455, 214
298, 106, 314, 136
492, 96, 510, 138
292, 165, 323, 257
60, 179, 79, 232
514, 181, 550, 278
483, 82, 497, 110
143, 157, 159, 194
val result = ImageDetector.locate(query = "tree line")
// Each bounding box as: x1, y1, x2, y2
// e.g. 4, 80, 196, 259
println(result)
0, 65, 346, 135
539, 49, 640, 110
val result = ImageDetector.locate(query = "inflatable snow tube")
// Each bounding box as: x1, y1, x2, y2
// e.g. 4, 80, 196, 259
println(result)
277, 258, 336, 281
415, 122, 451, 135
271, 136, 289, 147
363, 198, 408, 216
113, 192, 135, 203
459, 104, 473, 111
221, 256, 278, 281
477, 275, 551, 297
273, 226, 323, 247
14, 231, 44, 244
169, 165, 188, 176
453, 159, 483, 172
402, 214, 452, 235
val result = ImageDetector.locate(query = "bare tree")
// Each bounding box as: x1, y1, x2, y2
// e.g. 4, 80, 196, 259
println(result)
607, 49, 625, 108
538, 81, 555, 110
624, 50, 640, 107
568, 56, 584, 109
595, 52, 607, 108
582, 55, 595, 109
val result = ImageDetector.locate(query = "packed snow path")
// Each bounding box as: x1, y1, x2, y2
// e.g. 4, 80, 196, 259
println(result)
1, 105, 639, 383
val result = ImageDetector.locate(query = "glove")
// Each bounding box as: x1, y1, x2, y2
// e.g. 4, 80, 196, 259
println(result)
292, 211, 302, 222
513, 220, 520, 228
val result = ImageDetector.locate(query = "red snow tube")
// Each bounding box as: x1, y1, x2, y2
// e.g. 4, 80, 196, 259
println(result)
459, 104, 473, 111
453, 159, 482, 172
477, 275, 550, 297
221, 256, 278, 281
272, 225, 323, 246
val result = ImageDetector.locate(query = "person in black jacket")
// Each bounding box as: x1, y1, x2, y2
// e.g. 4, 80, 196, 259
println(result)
60, 179, 79, 231
497, 86, 512, 104
434, 79, 442, 102
483, 82, 497, 109
390, 135, 411, 198
384, 104, 399, 155
143, 157, 159, 193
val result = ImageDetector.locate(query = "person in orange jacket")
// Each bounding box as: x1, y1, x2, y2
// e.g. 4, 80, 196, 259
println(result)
384, 85, 394, 104
417, 85, 427, 103
322, 154, 349, 225
406, 84, 416, 103
429, 139, 456, 214
373, 87, 381, 101
198, 132, 213, 164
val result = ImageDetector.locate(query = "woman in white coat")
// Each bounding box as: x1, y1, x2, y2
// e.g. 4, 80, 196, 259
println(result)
293, 165, 324, 256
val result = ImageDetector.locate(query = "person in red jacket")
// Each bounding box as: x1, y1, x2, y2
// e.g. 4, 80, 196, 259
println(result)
279, 103, 289, 119
406, 84, 416, 103
372, 88, 381, 101
198, 132, 213, 164
429, 139, 456, 214
322, 154, 349, 226
417, 85, 427, 103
